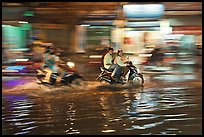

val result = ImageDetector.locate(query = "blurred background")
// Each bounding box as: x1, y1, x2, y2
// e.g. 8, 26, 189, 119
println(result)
2, 2, 202, 77
2, 2, 202, 135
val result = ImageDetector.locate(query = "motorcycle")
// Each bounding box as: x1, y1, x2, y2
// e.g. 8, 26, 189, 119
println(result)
96, 61, 144, 85
36, 61, 86, 88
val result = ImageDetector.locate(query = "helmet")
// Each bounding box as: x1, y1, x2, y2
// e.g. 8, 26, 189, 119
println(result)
108, 47, 114, 51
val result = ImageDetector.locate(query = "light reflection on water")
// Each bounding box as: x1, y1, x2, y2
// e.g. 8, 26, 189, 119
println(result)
153, 75, 196, 82
2, 85, 202, 135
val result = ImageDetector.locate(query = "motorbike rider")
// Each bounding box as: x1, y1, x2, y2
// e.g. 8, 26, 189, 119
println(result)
113, 49, 130, 82
147, 46, 164, 66
103, 47, 122, 83
42, 46, 65, 84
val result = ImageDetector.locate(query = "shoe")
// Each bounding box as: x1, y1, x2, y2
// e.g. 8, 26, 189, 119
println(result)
42, 79, 50, 83
121, 76, 126, 81
114, 78, 123, 83
122, 79, 128, 83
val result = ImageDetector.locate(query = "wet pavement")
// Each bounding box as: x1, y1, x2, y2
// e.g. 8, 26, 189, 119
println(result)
2, 55, 202, 135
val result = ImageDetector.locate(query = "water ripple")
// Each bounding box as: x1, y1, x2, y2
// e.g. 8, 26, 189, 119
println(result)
2, 85, 202, 135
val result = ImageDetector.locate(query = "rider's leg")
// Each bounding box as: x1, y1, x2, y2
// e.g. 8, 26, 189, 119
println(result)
124, 69, 130, 82
110, 64, 122, 82
122, 67, 130, 78
43, 68, 52, 83
55, 66, 65, 83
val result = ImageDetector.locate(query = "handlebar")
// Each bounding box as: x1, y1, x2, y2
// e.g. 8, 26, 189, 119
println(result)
124, 61, 133, 65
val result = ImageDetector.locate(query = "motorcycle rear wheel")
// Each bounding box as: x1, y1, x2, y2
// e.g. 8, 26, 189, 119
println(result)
99, 75, 114, 84
71, 78, 87, 89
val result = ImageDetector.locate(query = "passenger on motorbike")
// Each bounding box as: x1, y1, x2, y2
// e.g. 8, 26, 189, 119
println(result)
103, 47, 122, 83
113, 49, 130, 82
42, 46, 65, 84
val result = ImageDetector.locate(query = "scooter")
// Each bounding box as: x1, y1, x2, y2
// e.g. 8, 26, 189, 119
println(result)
96, 61, 144, 85
36, 61, 86, 88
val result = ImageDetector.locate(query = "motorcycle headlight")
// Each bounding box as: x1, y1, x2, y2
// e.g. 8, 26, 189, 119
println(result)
67, 62, 75, 68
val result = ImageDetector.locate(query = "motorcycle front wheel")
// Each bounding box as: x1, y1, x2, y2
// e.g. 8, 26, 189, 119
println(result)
131, 74, 144, 85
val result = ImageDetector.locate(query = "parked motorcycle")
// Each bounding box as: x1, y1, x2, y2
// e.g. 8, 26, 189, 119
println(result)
96, 61, 144, 85
36, 61, 86, 88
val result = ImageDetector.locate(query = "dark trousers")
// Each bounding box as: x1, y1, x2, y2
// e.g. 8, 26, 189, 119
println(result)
108, 64, 122, 79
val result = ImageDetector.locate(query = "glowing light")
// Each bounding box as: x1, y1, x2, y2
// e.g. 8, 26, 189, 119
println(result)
24, 11, 34, 17
5, 66, 25, 70
138, 54, 152, 57
80, 24, 90, 27
89, 55, 103, 58
2, 70, 19, 72
160, 21, 172, 34
67, 62, 75, 68
102, 129, 115, 133
15, 59, 29, 62
123, 4, 165, 18
127, 21, 160, 27
19, 21, 28, 24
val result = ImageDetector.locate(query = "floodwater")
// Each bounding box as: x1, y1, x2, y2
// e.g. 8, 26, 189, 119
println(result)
2, 55, 202, 135
2, 72, 202, 135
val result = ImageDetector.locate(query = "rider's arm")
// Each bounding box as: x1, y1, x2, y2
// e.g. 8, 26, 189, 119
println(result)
45, 54, 55, 66
115, 56, 126, 66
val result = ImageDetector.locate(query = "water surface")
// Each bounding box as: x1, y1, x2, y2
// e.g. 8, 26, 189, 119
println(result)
2, 81, 202, 135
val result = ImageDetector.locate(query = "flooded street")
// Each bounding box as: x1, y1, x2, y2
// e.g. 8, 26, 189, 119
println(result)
2, 1, 202, 135
2, 58, 202, 135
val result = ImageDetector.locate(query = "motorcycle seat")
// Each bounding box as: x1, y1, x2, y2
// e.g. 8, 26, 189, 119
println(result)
100, 67, 113, 73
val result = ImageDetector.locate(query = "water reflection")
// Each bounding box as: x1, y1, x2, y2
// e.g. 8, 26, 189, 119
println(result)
2, 84, 202, 135
153, 74, 196, 82
2, 94, 37, 135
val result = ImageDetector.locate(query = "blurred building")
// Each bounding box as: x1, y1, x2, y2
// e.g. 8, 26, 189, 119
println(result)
2, 2, 202, 56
